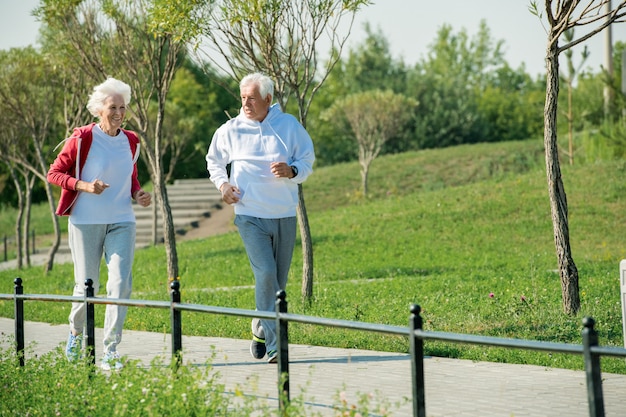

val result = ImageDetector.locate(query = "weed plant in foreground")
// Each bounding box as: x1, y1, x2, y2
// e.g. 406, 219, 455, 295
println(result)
0, 338, 401, 417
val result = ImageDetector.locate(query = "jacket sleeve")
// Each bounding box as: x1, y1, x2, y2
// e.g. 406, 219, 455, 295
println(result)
289, 122, 315, 184
126, 131, 142, 198
47, 137, 79, 191
205, 127, 231, 191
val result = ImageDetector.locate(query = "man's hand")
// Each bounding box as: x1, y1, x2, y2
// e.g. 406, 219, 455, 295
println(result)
270, 162, 295, 178
220, 183, 241, 204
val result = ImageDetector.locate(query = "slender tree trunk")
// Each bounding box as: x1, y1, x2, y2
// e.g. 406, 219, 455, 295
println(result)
299, 185, 314, 300
9, 166, 24, 269
7, 167, 24, 269
43, 179, 61, 273
23, 180, 33, 268
15, 212, 23, 269
34, 140, 60, 273
544, 43, 580, 315
604, 1, 614, 118
152, 200, 158, 245
360, 162, 370, 198
155, 105, 179, 281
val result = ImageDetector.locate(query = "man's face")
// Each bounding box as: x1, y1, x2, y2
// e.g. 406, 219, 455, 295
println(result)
240, 83, 271, 122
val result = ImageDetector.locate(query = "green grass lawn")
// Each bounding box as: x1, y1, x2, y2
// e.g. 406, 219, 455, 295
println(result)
2, 138, 626, 373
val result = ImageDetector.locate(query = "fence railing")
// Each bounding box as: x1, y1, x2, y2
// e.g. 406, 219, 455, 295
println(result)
3, 277, 626, 417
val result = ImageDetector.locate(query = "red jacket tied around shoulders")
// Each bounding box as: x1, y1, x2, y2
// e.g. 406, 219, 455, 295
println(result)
47, 122, 141, 216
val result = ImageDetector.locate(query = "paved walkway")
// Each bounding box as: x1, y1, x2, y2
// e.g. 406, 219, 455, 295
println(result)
1, 318, 625, 416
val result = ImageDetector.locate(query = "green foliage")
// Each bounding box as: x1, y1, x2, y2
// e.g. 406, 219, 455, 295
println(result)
409, 21, 541, 149
580, 118, 626, 163
162, 63, 239, 180
0, 340, 396, 416
311, 24, 411, 165
476, 65, 544, 142
3, 140, 626, 374
147, 0, 212, 42
312, 18, 547, 166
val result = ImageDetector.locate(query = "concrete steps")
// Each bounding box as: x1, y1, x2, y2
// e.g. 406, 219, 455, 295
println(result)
134, 179, 221, 247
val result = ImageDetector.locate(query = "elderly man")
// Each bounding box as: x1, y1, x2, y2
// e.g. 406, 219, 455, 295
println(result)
205, 73, 315, 363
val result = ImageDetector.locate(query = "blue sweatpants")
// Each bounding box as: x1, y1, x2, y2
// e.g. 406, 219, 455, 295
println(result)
235, 215, 296, 353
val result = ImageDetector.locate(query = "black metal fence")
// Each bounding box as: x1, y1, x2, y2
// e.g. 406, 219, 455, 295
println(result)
3, 277, 626, 417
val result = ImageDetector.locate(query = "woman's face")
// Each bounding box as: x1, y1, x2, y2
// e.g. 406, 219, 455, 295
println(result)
99, 94, 126, 131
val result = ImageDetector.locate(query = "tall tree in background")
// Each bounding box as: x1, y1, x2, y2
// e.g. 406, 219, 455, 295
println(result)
531, 0, 626, 314
37, 0, 211, 282
197, 0, 371, 300
0, 47, 62, 272
0, 110, 35, 270
411, 21, 506, 149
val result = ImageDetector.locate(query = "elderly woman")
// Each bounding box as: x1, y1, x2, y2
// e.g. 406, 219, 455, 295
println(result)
47, 77, 151, 371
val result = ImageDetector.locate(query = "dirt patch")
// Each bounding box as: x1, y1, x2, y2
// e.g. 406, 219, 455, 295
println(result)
178, 203, 236, 241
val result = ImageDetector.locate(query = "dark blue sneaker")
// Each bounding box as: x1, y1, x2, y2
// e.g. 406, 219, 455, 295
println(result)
250, 318, 266, 359
65, 332, 83, 362
267, 350, 278, 364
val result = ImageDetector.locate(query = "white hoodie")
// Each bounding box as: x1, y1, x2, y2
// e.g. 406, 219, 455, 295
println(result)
206, 103, 315, 219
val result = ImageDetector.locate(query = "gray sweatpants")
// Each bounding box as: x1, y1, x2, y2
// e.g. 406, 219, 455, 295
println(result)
235, 215, 296, 353
68, 222, 135, 354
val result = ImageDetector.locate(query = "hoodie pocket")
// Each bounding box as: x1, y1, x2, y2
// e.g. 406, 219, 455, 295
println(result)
240, 181, 295, 212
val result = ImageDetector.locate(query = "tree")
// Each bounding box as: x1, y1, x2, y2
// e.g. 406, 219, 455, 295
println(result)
322, 90, 417, 197
197, 0, 371, 300
36, 0, 212, 282
0, 47, 63, 272
310, 25, 410, 165
0, 121, 34, 269
409, 21, 507, 149
530, 0, 626, 314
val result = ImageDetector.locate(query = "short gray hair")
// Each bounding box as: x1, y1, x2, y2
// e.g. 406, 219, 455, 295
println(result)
240, 73, 274, 101
86, 77, 132, 117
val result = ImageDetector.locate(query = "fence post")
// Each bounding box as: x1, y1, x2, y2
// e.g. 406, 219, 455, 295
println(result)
275, 290, 290, 414
170, 279, 182, 368
409, 304, 426, 417
85, 279, 96, 366
582, 317, 605, 417
14, 277, 24, 367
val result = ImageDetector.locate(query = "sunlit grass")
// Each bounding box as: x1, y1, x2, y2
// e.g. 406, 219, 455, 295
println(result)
2, 138, 626, 373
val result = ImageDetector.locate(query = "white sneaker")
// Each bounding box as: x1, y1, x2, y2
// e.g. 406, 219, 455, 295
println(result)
100, 351, 123, 371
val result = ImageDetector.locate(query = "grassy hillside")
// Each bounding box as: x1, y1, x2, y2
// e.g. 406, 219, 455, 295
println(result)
2, 138, 626, 373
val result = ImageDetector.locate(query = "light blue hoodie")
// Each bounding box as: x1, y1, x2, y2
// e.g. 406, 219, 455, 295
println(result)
206, 103, 315, 218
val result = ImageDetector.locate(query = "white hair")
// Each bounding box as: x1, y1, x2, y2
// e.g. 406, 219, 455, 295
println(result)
86, 77, 132, 117
240, 73, 274, 101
